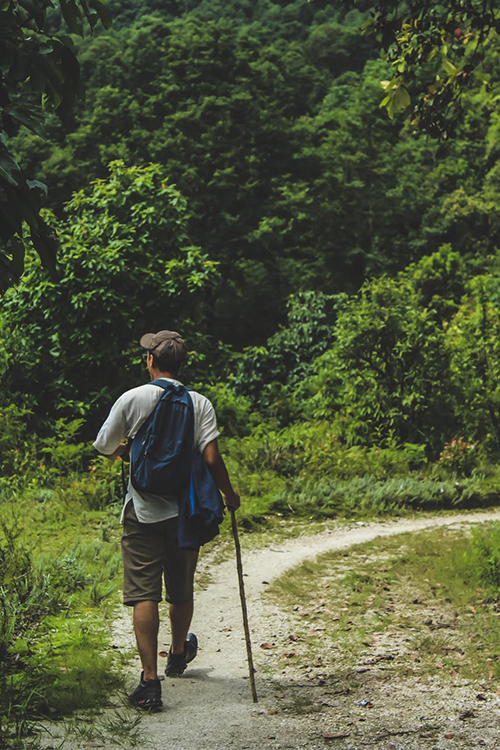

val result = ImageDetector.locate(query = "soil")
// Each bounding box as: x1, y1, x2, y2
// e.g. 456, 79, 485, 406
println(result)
89, 510, 500, 749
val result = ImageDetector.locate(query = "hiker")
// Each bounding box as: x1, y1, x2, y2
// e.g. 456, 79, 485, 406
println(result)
93, 330, 240, 709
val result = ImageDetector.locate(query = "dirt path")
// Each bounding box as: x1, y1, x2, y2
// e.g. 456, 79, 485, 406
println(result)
115, 510, 500, 750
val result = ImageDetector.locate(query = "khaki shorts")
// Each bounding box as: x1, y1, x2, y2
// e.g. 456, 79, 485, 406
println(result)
121, 501, 199, 606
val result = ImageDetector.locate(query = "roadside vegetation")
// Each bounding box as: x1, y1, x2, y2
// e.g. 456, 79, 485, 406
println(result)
0, 422, 128, 748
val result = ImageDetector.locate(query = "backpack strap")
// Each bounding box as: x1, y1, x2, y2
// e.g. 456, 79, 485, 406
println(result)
150, 379, 180, 390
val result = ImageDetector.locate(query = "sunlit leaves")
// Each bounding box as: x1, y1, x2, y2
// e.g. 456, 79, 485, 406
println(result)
325, 0, 500, 136
0, 161, 218, 428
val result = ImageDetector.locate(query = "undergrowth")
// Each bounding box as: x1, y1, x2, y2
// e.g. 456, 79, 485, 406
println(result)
0, 469, 125, 749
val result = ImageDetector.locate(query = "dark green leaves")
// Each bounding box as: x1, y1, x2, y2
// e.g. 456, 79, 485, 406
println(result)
0, 0, 111, 290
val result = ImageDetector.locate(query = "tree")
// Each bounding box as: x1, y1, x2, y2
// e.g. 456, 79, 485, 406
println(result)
0, 161, 218, 434
322, 0, 500, 137
304, 275, 455, 451
447, 274, 500, 455
0, 0, 111, 291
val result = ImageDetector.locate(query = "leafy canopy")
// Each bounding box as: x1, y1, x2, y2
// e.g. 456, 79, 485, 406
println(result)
323, 0, 500, 136
0, 161, 218, 434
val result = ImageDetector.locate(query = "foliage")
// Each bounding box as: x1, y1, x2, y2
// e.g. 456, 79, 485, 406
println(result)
10, 15, 383, 343
464, 522, 500, 592
12, 8, 500, 346
194, 382, 258, 438
446, 275, 500, 453
233, 291, 347, 413
0, 161, 218, 435
326, 0, 500, 136
304, 275, 455, 450
0, 0, 111, 291
437, 436, 477, 475
404, 243, 469, 322
0, 405, 34, 478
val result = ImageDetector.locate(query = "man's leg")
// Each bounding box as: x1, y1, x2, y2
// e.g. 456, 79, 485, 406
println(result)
169, 598, 194, 655
134, 600, 160, 680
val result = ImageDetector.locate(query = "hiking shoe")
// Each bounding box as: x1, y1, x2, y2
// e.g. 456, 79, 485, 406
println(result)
165, 632, 198, 677
129, 672, 162, 710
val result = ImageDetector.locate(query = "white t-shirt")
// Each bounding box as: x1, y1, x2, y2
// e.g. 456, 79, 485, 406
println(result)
93, 378, 220, 524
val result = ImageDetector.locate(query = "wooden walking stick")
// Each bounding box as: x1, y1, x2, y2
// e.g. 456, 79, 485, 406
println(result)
230, 510, 258, 703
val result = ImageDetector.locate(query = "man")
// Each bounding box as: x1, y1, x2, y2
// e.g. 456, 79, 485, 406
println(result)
93, 330, 240, 709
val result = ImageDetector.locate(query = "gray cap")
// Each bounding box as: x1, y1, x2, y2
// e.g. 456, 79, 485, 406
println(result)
139, 330, 187, 363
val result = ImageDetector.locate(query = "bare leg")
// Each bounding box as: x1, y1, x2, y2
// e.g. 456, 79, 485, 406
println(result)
133, 600, 159, 680
169, 599, 193, 655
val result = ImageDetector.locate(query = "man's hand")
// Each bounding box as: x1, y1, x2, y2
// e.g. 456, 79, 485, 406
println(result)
203, 439, 240, 512
105, 442, 128, 461
224, 490, 240, 512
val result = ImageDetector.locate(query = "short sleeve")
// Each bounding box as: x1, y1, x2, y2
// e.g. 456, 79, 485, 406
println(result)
93, 395, 128, 455
195, 398, 220, 454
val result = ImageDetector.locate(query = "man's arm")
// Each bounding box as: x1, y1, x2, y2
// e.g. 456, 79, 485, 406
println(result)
203, 439, 240, 511
93, 394, 129, 459
101, 442, 128, 461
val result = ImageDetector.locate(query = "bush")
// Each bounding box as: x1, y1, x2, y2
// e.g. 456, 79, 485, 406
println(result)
233, 291, 347, 414
446, 275, 500, 457
0, 405, 35, 479
303, 275, 456, 451
270, 474, 500, 519
0, 523, 120, 747
193, 382, 258, 438
464, 522, 500, 592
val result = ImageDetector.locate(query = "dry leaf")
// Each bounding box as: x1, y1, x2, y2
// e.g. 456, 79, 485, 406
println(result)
260, 642, 275, 649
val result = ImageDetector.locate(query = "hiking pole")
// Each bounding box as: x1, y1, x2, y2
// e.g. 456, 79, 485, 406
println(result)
230, 510, 258, 703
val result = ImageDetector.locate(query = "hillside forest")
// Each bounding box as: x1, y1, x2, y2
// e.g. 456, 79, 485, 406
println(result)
3, 0, 500, 745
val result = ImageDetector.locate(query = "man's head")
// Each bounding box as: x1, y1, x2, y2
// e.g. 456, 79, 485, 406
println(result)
139, 330, 187, 377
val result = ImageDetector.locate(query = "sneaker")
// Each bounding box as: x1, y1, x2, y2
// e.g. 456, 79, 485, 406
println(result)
165, 632, 198, 677
129, 672, 162, 709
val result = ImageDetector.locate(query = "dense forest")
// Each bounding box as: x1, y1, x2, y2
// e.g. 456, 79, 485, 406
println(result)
4, 0, 500, 455
3, 1, 500, 744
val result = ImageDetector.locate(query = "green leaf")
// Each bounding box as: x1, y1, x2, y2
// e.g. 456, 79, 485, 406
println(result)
3, 103, 47, 138
0, 150, 22, 188
59, 0, 84, 36
6, 235, 26, 277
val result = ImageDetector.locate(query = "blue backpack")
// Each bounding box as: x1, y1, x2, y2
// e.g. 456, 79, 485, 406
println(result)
130, 380, 194, 496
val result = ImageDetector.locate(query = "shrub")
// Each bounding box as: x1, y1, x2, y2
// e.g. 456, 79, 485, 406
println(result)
233, 291, 347, 413
270, 474, 499, 519
304, 275, 456, 451
0, 405, 35, 479
464, 522, 500, 592
446, 275, 500, 457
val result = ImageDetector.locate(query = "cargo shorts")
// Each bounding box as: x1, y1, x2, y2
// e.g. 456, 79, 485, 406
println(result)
121, 500, 199, 606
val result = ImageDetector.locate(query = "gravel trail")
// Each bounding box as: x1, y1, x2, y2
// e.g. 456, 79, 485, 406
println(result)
114, 509, 500, 750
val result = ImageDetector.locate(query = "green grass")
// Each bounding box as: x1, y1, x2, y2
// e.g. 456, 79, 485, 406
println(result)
265, 524, 500, 683
0, 476, 127, 749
